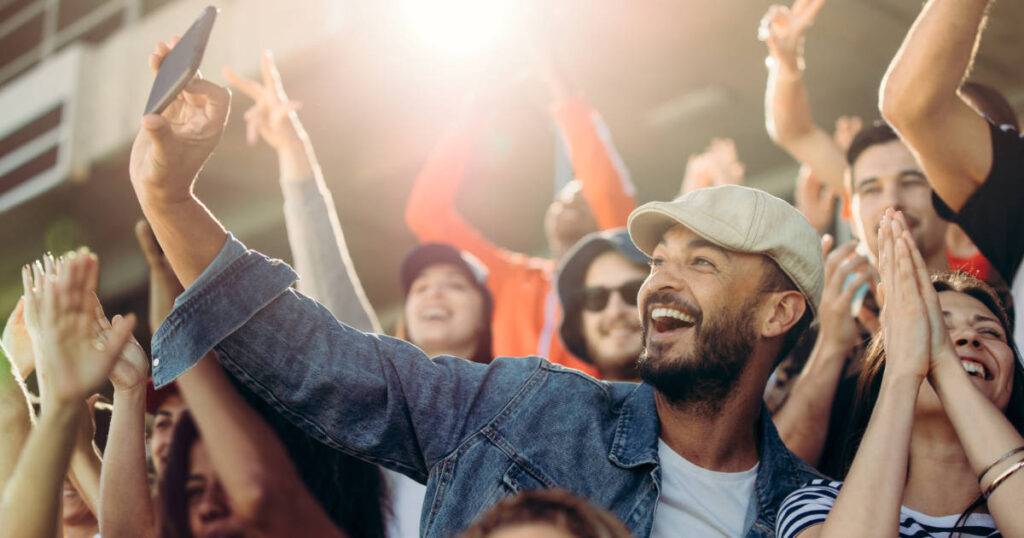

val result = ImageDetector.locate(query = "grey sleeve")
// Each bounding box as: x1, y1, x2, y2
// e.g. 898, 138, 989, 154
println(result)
280, 177, 381, 333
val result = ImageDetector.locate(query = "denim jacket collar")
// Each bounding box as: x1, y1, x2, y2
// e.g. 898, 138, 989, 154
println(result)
608, 382, 818, 533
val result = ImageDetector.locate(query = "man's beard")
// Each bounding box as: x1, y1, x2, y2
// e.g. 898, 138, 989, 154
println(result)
638, 296, 758, 415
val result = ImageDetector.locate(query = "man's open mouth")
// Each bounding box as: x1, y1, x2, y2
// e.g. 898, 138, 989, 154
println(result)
650, 307, 698, 333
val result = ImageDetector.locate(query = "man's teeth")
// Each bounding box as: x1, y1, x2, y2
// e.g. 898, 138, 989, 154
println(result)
962, 360, 988, 379
651, 307, 695, 325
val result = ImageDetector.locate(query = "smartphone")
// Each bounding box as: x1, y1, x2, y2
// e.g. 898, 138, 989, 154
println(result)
143, 6, 218, 116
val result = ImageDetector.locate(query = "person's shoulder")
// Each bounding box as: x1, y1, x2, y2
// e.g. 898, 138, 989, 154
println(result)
776, 479, 843, 538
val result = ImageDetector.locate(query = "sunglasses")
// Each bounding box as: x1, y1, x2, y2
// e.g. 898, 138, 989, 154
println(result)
579, 279, 644, 312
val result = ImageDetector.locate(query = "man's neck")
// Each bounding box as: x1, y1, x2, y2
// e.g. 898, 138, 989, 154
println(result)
655, 366, 767, 472
903, 413, 980, 516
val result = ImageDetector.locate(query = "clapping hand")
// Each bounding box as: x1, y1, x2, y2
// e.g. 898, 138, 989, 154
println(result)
759, 0, 827, 73
877, 210, 952, 382
2, 298, 35, 380
21, 251, 136, 407
129, 36, 231, 207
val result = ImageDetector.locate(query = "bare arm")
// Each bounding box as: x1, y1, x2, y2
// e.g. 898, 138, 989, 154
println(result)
800, 215, 925, 537
177, 353, 346, 537
98, 307, 157, 538
0, 345, 32, 498
760, 0, 848, 191
66, 404, 103, 516
225, 53, 380, 332
0, 402, 78, 538
880, 0, 993, 212
2, 254, 136, 538
129, 39, 232, 288
100, 384, 155, 538
774, 239, 870, 466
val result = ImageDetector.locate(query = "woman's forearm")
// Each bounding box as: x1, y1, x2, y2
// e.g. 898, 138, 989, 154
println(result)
0, 403, 78, 538
67, 411, 103, 517
99, 386, 157, 538
177, 353, 343, 537
930, 358, 1024, 535
817, 373, 920, 537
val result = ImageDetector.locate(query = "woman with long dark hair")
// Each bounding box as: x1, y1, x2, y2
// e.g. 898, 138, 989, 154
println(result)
158, 352, 362, 538
776, 210, 1024, 537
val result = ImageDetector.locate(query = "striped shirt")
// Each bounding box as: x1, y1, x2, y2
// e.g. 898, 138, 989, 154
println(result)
776, 479, 1000, 538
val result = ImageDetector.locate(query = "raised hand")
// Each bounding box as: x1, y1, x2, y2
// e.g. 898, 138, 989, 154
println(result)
833, 115, 863, 152
758, 0, 827, 73
99, 312, 150, 393
2, 299, 35, 379
21, 251, 136, 407
794, 165, 838, 234
129, 37, 231, 206
680, 138, 745, 195
224, 51, 305, 151
135, 220, 184, 332
816, 236, 871, 355
877, 210, 930, 382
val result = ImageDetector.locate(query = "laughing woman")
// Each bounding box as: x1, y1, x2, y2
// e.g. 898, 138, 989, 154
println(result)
777, 210, 1024, 538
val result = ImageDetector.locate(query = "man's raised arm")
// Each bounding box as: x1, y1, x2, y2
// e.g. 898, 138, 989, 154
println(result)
760, 0, 849, 191
880, 0, 993, 212
129, 38, 232, 288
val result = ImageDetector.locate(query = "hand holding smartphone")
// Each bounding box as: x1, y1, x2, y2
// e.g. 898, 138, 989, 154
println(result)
143, 6, 218, 116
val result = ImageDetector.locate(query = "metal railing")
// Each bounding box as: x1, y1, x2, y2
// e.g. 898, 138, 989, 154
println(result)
0, 0, 166, 88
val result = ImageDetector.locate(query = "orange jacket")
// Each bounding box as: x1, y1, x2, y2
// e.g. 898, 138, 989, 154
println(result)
406, 96, 636, 377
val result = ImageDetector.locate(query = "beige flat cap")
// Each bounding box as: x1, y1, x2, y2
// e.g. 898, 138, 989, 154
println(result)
627, 185, 823, 314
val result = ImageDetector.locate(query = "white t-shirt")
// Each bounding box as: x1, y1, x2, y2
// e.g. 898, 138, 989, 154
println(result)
651, 440, 759, 538
384, 469, 427, 538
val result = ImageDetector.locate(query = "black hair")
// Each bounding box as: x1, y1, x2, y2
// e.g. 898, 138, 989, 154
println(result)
230, 376, 391, 538
845, 121, 900, 191
159, 411, 201, 538
158, 382, 391, 538
760, 258, 813, 366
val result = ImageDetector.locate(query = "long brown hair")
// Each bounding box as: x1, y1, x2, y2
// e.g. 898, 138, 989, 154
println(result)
841, 272, 1024, 529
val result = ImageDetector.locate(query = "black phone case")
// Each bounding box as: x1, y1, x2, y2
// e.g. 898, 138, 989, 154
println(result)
143, 6, 218, 116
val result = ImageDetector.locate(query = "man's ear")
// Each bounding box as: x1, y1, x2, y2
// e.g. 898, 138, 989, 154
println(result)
760, 290, 807, 339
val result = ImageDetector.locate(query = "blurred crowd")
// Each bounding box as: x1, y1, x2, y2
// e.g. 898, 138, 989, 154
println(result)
2, 0, 1024, 537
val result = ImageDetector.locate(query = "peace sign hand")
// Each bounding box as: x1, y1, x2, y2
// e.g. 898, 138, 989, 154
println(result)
224, 51, 306, 152
758, 0, 827, 73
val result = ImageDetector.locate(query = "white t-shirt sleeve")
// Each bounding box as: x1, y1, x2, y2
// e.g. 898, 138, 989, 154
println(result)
775, 479, 841, 538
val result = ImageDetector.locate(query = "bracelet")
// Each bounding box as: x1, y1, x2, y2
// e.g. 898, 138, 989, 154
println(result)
983, 460, 1024, 499
977, 446, 1024, 482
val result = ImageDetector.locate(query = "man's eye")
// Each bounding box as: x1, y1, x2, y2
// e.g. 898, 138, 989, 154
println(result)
649, 257, 664, 268
693, 257, 716, 269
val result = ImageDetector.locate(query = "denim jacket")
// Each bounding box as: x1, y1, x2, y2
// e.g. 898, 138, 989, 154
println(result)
152, 235, 820, 537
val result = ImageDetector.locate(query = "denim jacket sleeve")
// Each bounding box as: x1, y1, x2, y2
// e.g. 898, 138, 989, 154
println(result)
150, 234, 539, 482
